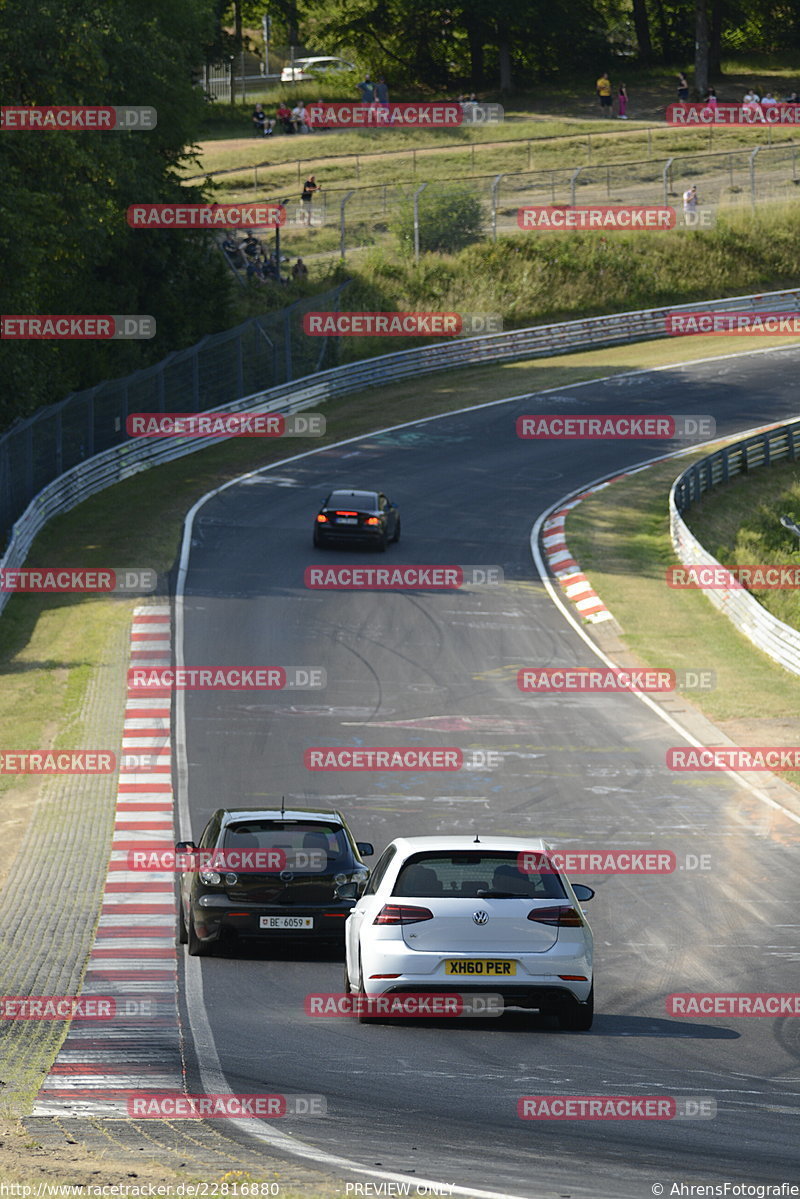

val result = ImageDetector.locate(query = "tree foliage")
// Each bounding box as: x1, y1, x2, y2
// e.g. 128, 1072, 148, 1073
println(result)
0, 0, 232, 426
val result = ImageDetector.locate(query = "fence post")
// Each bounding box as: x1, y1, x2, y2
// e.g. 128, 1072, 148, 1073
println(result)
491, 174, 504, 240
413, 182, 428, 263
236, 330, 244, 398
749, 146, 760, 211
570, 166, 583, 206
340, 190, 354, 261
283, 309, 292, 381
663, 157, 674, 205
527, 141, 532, 170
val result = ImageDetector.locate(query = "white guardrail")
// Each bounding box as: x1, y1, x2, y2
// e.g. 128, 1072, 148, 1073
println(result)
3, 287, 800, 618
670, 418, 800, 677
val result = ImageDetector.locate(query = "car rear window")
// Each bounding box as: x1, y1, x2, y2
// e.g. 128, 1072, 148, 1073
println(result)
392, 852, 568, 899
326, 491, 377, 510
222, 822, 349, 859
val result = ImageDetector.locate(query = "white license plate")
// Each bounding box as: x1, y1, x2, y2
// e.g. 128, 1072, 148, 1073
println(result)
260, 916, 314, 930
336, 517, 358, 525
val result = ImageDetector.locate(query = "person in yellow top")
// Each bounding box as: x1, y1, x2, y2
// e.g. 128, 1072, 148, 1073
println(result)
596, 72, 613, 116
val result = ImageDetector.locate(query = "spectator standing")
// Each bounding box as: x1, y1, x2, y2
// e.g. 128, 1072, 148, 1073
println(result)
356, 74, 374, 102
784, 89, 799, 102
705, 87, 718, 107
292, 257, 308, 278
683, 184, 698, 218
300, 174, 319, 225
761, 90, 777, 105
375, 76, 389, 107
617, 83, 628, 118
677, 73, 689, 102
596, 72, 613, 117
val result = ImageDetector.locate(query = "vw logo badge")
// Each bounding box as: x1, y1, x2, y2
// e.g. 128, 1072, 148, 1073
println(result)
280, 871, 294, 882
473, 910, 489, 925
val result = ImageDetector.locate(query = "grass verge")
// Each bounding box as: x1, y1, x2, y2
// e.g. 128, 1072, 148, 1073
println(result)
682, 458, 800, 629
566, 450, 800, 782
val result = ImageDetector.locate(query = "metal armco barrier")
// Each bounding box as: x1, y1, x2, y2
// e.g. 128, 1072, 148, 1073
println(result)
670, 417, 800, 677
2, 287, 800, 618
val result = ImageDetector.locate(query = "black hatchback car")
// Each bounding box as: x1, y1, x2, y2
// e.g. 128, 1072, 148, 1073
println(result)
313, 489, 401, 551
176, 807, 373, 956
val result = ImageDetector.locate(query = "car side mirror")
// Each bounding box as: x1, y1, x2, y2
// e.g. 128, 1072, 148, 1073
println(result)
175, 841, 197, 852
334, 881, 359, 900
572, 884, 595, 902
356, 841, 374, 856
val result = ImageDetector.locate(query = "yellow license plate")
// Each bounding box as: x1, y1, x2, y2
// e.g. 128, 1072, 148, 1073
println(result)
445, 959, 516, 976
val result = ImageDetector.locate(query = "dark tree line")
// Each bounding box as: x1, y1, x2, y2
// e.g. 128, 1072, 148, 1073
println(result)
0, 0, 233, 427
236, 0, 800, 90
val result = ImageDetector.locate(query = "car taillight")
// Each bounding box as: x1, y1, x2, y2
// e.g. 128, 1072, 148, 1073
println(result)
374, 904, 433, 925
316, 514, 328, 523
365, 517, 380, 526
527, 905, 583, 927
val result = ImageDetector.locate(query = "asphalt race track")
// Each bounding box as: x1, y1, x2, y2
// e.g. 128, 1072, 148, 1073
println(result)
176, 346, 800, 1199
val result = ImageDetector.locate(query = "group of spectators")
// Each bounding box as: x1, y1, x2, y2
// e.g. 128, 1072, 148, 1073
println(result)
595, 73, 629, 118
680, 73, 799, 108
251, 74, 391, 136
221, 232, 308, 285
252, 101, 318, 135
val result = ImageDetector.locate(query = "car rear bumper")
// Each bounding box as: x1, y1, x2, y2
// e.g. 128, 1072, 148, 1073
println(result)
316, 527, 384, 544
192, 898, 352, 941
378, 983, 589, 1010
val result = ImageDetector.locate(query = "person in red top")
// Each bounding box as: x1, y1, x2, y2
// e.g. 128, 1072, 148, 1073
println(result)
276, 102, 293, 134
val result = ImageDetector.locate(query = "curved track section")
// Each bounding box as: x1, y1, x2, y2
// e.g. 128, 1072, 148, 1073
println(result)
176, 347, 800, 1198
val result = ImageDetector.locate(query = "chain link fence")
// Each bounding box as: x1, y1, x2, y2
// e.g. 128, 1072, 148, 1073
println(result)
228, 141, 800, 257
0, 283, 351, 550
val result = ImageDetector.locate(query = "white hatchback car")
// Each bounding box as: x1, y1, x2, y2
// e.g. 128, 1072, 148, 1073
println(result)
340, 836, 595, 1029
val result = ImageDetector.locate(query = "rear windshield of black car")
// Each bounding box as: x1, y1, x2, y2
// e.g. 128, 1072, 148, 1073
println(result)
392, 852, 568, 899
326, 491, 377, 510
222, 822, 350, 861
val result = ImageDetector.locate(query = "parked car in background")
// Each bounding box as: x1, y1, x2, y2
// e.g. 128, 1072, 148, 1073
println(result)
281, 56, 355, 83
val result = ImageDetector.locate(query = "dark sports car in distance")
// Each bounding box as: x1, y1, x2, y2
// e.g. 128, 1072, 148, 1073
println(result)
176, 806, 374, 956
313, 489, 401, 551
